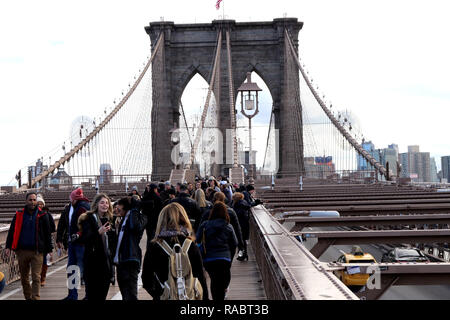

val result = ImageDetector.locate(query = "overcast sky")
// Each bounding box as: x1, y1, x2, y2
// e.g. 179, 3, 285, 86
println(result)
1, 0, 449, 185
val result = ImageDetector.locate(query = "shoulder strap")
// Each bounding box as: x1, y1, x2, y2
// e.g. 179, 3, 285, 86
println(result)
181, 239, 192, 254
157, 240, 173, 256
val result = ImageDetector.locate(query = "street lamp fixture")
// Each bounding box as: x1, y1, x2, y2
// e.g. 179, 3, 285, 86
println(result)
237, 72, 262, 182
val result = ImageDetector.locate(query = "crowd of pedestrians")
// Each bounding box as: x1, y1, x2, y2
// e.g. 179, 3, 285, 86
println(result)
4, 175, 263, 301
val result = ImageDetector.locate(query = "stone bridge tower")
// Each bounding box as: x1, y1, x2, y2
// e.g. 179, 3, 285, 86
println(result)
146, 18, 304, 180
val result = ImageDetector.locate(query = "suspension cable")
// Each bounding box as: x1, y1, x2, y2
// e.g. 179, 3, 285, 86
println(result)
29, 32, 165, 188
186, 29, 223, 169
284, 28, 387, 180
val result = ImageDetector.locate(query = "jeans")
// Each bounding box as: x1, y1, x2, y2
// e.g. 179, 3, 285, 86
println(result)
66, 243, 85, 299
117, 261, 140, 300
204, 259, 231, 301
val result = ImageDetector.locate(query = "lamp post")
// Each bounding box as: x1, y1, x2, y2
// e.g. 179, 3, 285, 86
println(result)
237, 72, 262, 183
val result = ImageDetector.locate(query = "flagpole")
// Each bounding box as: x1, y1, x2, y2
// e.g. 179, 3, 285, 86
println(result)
222, 0, 225, 20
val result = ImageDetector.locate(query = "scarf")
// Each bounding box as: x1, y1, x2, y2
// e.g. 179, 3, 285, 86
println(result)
157, 226, 190, 239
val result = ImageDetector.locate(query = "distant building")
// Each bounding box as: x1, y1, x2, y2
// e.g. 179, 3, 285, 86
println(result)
50, 167, 72, 186
100, 163, 113, 184
430, 158, 438, 183
380, 144, 399, 177
441, 156, 450, 183
357, 141, 380, 171
398, 145, 431, 182
304, 156, 336, 178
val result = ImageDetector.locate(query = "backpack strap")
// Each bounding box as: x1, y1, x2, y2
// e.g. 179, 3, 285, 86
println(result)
157, 240, 173, 256
181, 239, 192, 254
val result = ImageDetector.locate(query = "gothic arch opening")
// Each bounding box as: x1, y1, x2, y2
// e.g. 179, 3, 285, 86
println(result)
179, 73, 219, 177
235, 71, 276, 175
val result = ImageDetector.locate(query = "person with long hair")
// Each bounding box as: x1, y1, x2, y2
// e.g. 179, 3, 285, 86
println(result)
193, 188, 212, 231
78, 193, 114, 300
196, 202, 237, 300
141, 202, 208, 300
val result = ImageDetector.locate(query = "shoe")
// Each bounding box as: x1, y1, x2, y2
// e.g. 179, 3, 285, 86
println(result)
236, 250, 248, 261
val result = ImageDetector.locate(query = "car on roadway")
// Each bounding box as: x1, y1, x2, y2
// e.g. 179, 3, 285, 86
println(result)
381, 247, 429, 263
333, 246, 377, 290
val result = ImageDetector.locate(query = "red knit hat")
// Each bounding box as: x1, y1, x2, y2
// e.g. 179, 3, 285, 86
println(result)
70, 188, 84, 202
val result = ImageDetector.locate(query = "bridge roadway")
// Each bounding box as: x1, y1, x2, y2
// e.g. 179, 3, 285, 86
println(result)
0, 232, 266, 300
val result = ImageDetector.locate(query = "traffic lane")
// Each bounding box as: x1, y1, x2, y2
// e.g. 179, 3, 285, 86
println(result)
298, 226, 450, 300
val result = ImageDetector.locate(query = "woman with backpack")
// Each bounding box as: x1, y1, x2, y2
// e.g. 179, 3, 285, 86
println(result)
141, 202, 208, 300
196, 202, 238, 301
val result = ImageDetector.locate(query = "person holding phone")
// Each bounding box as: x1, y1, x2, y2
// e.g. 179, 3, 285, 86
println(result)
78, 193, 115, 300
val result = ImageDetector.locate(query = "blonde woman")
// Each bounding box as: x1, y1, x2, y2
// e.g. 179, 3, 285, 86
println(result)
193, 189, 212, 230
78, 193, 115, 300
141, 202, 208, 300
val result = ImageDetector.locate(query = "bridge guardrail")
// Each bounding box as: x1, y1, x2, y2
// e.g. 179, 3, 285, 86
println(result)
249, 205, 359, 300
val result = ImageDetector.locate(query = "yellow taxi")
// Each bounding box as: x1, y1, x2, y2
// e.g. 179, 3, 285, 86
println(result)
334, 246, 377, 288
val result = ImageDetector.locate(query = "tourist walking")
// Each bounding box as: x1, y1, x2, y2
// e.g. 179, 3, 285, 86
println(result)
198, 192, 245, 257
196, 202, 237, 301
36, 195, 56, 286
5, 192, 53, 300
141, 202, 208, 300
170, 184, 202, 232
56, 187, 90, 300
113, 197, 147, 300
193, 188, 212, 231
141, 183, 163, 245
78, 193, 114, 300
231, 192, 252, 261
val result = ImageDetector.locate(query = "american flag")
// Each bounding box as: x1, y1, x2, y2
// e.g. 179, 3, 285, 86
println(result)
216, 0, 222, 10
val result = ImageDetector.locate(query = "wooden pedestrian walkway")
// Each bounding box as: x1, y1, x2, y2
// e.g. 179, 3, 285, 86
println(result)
0, 235, 266, 300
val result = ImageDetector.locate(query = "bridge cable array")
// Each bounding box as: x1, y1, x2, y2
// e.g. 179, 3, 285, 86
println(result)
284, 29, 388, 180
27, 32, 165, 189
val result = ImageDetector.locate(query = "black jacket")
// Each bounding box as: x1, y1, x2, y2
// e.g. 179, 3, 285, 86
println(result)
170, 193, 202, 227
56, 199, 90, 249
6, 207, 53, 254
78, 212, 113, 282
198, 205, 244, 251
141, 234, 208, 300
196, 219, 238, 261
114, 208, 147, 266
141, 190, 162, 233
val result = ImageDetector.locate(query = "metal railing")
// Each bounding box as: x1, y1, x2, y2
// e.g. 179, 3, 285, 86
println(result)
0, 217, 68, 285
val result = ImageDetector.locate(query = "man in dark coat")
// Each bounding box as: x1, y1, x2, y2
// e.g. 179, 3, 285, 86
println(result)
170, 184, 202, 231
5, 192, 53, 300
141, 183, 163, 246
56, 188, 90, 300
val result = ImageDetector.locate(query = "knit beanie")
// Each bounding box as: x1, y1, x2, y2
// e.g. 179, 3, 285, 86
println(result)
36, 196, 45, 206
70, 188, 84, 202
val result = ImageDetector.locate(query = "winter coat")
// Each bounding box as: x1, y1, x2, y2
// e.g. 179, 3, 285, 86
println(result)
232, 199, 251, 241
141, 234, 208, 300
56, 199, 90, 249
170, 193, 202, 226
6, 207, 53, 254
198, 205, 244, 251
196, 219, 238, 262
141, 190, 163, 233
114, 208, 147, 266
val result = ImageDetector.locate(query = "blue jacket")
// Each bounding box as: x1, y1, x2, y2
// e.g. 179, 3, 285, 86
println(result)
196, 219, 238, 262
